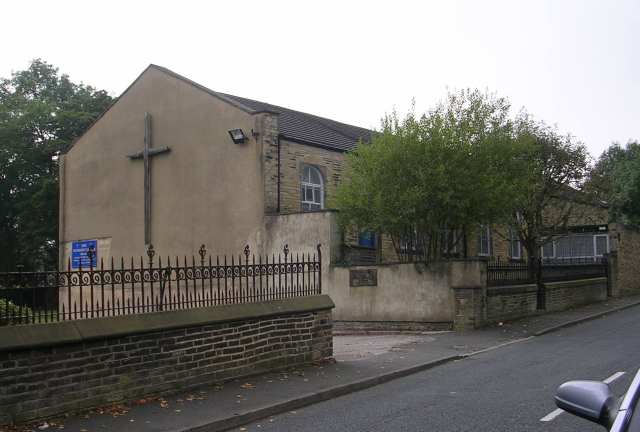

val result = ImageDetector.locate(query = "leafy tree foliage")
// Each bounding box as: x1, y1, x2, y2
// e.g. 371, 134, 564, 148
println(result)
587, 141, 640, 226
333, 90, 525, 261
510, 116, 591, 261
0, 60, 112, 270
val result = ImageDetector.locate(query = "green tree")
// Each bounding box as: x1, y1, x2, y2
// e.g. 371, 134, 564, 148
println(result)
587, 141, 640, 225
0, 59, 112, 270
333, 90, 525, 262
510, 116, 591, 264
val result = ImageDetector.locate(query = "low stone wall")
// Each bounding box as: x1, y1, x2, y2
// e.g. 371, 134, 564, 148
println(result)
544, 278, 607, 312
326, 262, 454, 327
485, 278, 608, 323
487, 284, 538, 323
334, 320, 452, 333
0, 295, 334, 424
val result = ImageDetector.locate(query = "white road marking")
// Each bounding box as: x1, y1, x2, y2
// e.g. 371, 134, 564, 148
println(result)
540, 371, 626, 422
540, 408, 564, 422
603, 371, 626, 384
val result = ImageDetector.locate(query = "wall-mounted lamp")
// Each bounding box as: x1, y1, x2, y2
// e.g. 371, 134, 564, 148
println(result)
228, 128, 247, 144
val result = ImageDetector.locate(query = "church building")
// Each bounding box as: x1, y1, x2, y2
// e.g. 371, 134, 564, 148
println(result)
59, 64, 609, 270
59, 64, 371, 267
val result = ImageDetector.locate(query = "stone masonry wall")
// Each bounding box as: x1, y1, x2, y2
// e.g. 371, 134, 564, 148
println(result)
260, 113, 280, 214
544, 278, 607, 312
486, 284, 538, 323
610, 223, 640, 296
278, 140, 345, 213
0, 297, 333, 424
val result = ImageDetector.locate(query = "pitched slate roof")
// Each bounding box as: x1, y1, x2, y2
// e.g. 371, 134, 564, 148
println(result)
150, 65, 372, 152
217, 93, 373, 152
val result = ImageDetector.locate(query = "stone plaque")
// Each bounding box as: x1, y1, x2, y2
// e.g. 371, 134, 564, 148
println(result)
349, 269, 378, 287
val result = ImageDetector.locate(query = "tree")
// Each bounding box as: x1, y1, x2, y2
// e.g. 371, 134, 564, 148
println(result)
333, 90, 525, 262
0, 59, 113, 270
510, 116, 591, 264
587, 141, 640, 225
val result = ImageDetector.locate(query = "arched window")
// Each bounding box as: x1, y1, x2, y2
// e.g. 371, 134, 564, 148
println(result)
300, 165, 324, 211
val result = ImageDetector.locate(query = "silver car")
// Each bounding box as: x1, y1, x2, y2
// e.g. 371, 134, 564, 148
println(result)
555, 368, 640, 431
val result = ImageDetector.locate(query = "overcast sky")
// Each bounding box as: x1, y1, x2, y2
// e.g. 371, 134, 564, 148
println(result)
2, 0, 638, 158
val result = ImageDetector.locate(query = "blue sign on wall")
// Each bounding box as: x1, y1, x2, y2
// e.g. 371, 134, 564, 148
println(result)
72, 240, 98, 269
358, 231, 376, 249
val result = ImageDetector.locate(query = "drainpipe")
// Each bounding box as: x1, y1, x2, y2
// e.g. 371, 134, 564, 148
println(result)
276, 135, 281, 213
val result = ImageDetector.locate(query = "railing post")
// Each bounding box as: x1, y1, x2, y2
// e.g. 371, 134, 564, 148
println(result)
535, 257, 545, 310
317, 244, 322, 294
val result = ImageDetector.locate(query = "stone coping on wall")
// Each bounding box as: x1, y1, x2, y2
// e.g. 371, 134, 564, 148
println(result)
544, 277, 608, 290
332, 257, 489, 268
0, 295, 335, 353
487, 284, 538, 297
265, 209, 338, 217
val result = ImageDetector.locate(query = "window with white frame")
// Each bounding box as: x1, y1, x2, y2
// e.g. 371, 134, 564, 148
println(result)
300, 165, 324, 211
540, 233, 609, 260
594, 235, 609, 256
478, 225, 491, 256
541, 241, 555, 258
509, 228, 522, 260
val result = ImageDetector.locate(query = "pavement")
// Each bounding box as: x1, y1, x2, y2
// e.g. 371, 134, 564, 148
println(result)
240, 297, 640, 432
6, 295, 640, 432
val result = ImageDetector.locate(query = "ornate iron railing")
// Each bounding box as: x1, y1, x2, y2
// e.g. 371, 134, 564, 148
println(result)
0, 244, 322, 326
487, 256, 607, 287
486, 258, 534, 286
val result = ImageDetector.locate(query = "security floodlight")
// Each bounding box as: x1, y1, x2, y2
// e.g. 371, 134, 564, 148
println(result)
228, 129, 247, 144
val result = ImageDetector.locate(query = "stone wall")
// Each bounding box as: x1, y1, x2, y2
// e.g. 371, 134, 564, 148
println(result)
485, 278, 608, 323
609, 223, 640, 296
260, 113, 280, 214
487, 284, 538, 322
327, 261, 455, 326
278, 140, 345, 213
544, 278, 607, 312
0, 296, 334, 424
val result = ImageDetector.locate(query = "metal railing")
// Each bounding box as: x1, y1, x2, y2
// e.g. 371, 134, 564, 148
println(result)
0, 244, 322, 326
487, 256, 607, 287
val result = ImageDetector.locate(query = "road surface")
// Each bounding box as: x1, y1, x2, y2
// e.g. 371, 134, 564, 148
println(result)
242, 306, 640, 431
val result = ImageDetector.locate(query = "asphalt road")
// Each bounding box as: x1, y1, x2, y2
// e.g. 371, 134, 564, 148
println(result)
241, 307, 640, 432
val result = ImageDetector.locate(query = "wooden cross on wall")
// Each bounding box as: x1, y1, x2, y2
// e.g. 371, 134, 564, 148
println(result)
127, 112, 171, 246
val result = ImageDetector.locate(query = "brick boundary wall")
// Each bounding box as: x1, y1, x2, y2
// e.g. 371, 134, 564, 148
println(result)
0, 295, 334, 424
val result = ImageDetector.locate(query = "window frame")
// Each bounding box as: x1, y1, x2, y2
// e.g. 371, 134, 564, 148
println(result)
593, 234, 609, 257
509, 228, 522, 260
300, 164, 324, 211
478, 225, 491, 257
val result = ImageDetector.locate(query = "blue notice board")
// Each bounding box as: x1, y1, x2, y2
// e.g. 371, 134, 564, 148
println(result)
72, 240, 98, 269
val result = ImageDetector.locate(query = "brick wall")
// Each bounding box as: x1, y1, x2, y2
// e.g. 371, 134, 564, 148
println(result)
0, 296, 333, 424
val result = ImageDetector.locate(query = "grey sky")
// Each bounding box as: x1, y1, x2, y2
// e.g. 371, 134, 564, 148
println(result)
2, 0, 637, 158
